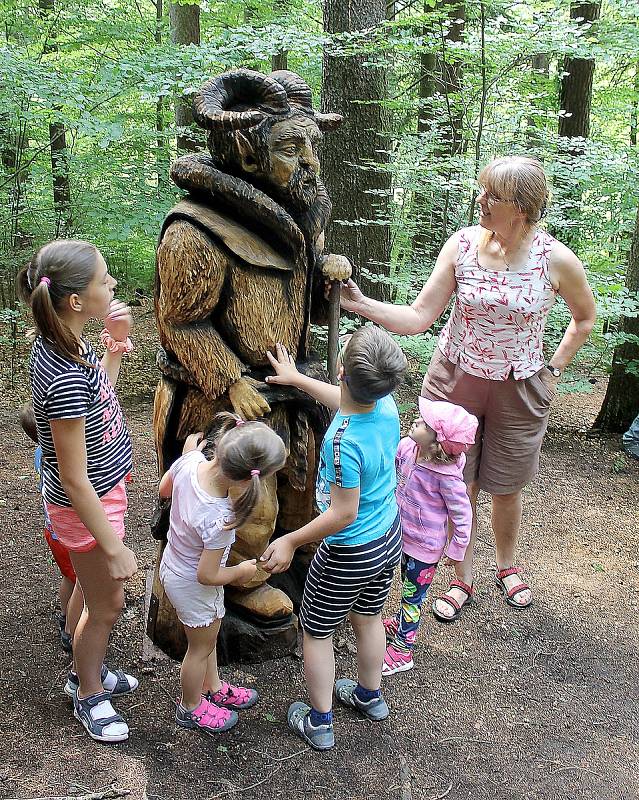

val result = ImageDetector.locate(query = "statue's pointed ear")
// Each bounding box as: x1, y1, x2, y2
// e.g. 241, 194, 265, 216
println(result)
235, 131, 259, 174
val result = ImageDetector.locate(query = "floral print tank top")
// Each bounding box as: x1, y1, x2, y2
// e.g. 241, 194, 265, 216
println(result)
438, 226, 557, 380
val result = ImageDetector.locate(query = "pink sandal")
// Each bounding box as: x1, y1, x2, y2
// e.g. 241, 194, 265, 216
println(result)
496, 566, 532, 609
207, 680, 259, 710
176, 697, 238, 732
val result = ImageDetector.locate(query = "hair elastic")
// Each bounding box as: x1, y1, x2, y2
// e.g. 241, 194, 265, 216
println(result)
39, 276, 51, 287
235, 419, 245, 427
250, 469, 260, 477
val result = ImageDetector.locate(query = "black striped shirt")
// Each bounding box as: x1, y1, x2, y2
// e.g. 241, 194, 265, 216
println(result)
29, 337, 132, 507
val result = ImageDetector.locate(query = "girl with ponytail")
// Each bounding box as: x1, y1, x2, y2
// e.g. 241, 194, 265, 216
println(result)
18, 240, 138, 744
158, 413, 286, 734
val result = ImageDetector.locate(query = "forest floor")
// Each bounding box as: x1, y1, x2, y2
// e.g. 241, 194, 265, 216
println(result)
0, 304, 638, 800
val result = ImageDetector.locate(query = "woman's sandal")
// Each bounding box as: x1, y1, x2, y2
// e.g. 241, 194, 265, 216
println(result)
495, 566, 532, 609
431, 579, 474, 623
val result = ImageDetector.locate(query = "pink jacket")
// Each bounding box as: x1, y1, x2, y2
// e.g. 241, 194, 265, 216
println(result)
395, 437, 472, 564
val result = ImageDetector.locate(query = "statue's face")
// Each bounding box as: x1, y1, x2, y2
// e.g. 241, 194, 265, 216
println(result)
265, 116, 321, 212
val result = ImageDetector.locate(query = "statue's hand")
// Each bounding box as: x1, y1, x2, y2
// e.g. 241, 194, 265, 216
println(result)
228, 377, 271, 420
319, 254, 352, 282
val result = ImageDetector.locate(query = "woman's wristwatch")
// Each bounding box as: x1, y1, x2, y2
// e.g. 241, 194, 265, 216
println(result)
545, 363, 561, 378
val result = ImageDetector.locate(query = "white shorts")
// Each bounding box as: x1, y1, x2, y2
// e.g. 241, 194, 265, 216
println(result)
159, 561, 226, 628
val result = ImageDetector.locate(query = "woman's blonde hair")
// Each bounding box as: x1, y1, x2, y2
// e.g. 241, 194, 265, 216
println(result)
478, 155, 549, 226
204, 413, 287, 529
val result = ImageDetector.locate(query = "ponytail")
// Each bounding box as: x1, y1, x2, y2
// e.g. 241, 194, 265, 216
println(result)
18, 240, 99, 368
205, 412, 286, 530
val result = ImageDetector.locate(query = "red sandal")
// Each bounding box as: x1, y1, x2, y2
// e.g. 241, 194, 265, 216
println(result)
495, 566, 532, 609
431, 579, 474, 623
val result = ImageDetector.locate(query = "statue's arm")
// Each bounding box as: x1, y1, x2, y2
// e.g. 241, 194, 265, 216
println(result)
156, 221, 244, 399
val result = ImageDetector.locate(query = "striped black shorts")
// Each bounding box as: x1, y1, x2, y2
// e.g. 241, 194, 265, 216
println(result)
299, 513, 402, 639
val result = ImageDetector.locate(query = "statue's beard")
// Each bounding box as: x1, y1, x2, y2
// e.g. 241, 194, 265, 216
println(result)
269, 167, 318, 213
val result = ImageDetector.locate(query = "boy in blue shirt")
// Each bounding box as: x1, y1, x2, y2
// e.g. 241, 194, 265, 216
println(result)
262, 325, 407, 750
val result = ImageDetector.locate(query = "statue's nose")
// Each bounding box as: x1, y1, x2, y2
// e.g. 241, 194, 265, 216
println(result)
300, 145, 319, 174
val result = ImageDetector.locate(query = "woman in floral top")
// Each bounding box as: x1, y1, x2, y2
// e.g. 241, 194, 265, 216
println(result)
338, 156, 596, 619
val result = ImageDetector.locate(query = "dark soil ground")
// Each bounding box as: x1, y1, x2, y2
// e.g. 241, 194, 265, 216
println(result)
1, 306, 638, 800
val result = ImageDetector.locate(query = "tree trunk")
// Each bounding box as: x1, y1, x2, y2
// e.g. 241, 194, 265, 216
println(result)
412, 1, 465, 260
39, 0, 72, 234
594, 203, 639, 433
169, 1, 200, 153
320, 0, 392, 301
155, 0, 169, 190
555, 2, 601, 249
559, 2, 601, 146
526, 53, 550, 153
271, 0, 289, 71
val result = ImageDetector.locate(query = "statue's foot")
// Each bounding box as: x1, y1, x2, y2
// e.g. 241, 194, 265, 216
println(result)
225, 583, 294, 622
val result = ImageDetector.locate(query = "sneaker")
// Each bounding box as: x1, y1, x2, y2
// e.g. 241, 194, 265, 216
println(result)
176, 698, 238, 733
206, 681, 259, 710
73, 690, 129, 743
287, 702, 334, 751
382, 616, 399, 641
334, 679, 389, 721
382, 644, 414, 676
65, 665, 139, 698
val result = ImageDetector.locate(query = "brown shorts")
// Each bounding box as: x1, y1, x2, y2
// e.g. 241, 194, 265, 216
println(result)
421, 348, 555, 495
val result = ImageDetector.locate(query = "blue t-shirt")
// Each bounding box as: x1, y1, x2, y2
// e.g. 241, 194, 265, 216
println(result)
316, 394, 400, 546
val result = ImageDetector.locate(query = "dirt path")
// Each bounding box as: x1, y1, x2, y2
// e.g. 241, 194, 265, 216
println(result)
0, 338, 637, 800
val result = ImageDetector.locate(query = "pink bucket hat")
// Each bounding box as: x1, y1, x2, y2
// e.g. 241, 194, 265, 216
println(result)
418, 397, 478, 456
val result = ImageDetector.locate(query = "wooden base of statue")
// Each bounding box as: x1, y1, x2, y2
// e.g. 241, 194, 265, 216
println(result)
146, 541, 301, 665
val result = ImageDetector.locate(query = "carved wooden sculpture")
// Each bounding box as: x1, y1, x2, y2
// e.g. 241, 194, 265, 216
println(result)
147, 69, 351, 661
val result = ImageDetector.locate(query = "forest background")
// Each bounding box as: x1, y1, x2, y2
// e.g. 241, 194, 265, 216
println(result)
1, 0, 638, 430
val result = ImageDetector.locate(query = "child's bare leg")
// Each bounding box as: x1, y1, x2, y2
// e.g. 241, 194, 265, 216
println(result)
303, 631, 335, 713
182, 621, 219, 710
70, 548, 125, 697
201, 620, 223, 696
349, 611, 385, 691
59, 576, 74, 614
66, 581, 84, 636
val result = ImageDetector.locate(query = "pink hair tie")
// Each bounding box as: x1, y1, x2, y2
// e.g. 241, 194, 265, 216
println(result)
39, 276, 51, 287
250, 469, 260, 477
235, 419, 245, 427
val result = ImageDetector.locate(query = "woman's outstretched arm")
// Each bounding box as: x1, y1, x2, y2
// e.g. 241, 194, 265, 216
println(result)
339, 233, 459, 335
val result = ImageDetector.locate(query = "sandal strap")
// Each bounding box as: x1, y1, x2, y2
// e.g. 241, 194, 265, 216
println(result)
504, 582, 530, 599
496, 566, 521, 580
436, 594, 461, 612
449, 579, 474, 597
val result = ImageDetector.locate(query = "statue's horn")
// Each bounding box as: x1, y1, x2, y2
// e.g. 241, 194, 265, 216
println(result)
270, 69, 343, 130
193, 68, 290, 131
270, 70, 313, 109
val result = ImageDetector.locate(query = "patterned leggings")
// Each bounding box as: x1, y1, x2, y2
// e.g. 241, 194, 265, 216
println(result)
390, 553, 438, 652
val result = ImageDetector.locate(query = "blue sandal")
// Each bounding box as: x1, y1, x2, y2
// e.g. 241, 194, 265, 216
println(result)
65, 664, 138, 698
73, 691, 129, 743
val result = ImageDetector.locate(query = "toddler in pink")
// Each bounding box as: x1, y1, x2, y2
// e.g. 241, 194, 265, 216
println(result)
383, 397, 478, 676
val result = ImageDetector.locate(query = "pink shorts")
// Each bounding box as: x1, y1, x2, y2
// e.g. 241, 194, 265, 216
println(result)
46, 481, 127, 553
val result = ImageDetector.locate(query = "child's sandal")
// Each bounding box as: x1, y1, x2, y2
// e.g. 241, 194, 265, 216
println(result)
176, 698, 238, 732
207, 680, 259, 710
431, 579, 473, 623
73, 690, 129, 743
64, 664, 138, 698
495, 566, 532, 609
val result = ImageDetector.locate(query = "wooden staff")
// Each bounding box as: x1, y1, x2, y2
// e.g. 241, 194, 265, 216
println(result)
327, 280, 341, 384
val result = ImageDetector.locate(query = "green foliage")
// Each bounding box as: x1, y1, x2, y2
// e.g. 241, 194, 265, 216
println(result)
1, 0, 638, 391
